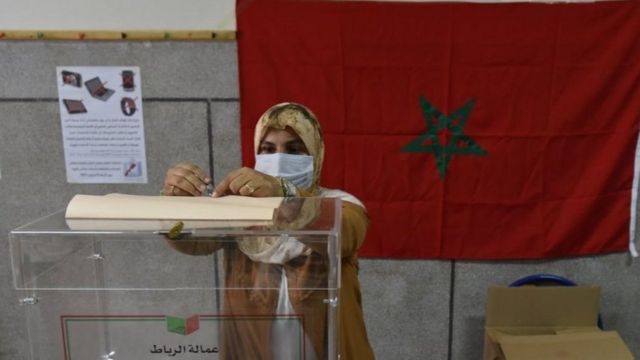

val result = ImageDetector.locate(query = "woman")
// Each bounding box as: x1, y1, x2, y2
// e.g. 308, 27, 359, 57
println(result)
163, 102, 375, 360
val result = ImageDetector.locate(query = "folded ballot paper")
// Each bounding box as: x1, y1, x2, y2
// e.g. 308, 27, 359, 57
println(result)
65, 193, 283, 231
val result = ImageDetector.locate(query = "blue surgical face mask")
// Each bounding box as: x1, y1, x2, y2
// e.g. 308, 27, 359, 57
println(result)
255, 153, 314, 189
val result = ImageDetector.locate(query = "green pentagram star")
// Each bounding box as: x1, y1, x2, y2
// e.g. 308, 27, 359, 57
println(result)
403, 96, 487, 178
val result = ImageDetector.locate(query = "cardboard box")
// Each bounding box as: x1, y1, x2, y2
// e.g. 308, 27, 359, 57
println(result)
484, 286, 634, 360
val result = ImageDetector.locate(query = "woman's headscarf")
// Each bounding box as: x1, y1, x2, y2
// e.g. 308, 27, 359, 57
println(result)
253, 102, 325, 194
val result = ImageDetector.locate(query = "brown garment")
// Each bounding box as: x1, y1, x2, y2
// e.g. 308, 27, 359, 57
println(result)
335, 200, 375, 360
169, 103, 374, 358
168, 201, 374, 360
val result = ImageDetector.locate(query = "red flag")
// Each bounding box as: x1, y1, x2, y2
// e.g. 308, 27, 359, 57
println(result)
237, 0, 640, 259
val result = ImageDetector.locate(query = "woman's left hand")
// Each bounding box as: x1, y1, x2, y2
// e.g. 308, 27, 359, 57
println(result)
212, 167, 283, 198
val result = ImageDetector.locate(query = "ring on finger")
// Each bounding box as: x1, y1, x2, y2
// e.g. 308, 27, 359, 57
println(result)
243, 183, 256, 194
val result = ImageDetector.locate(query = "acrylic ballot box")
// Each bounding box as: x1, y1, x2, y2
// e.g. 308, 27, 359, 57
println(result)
10, 197, 341, 360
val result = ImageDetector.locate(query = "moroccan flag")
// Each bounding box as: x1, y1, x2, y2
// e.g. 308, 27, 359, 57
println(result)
237, 0, 640, 259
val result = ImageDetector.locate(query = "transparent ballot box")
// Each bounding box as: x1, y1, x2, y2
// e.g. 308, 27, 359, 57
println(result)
10, 197, 342, 360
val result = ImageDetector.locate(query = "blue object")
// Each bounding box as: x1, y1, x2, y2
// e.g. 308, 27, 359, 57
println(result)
509, 273, 577, 287
509, 273, 603, 329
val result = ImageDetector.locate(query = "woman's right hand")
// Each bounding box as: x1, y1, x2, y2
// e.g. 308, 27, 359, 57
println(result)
162, 163, 211, 196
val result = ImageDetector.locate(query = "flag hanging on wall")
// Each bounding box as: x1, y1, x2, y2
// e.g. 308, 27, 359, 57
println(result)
236, 0, 640, 259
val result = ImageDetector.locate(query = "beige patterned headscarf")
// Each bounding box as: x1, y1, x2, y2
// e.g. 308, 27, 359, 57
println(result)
254, 102, 325, 194
241, 103, 325, 268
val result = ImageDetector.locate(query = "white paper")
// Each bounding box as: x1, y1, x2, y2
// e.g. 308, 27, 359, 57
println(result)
64, 194, 283, 230
57, 66, 147, 183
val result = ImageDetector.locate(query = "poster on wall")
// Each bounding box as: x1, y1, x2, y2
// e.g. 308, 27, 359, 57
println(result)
56, 66, 148, 183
